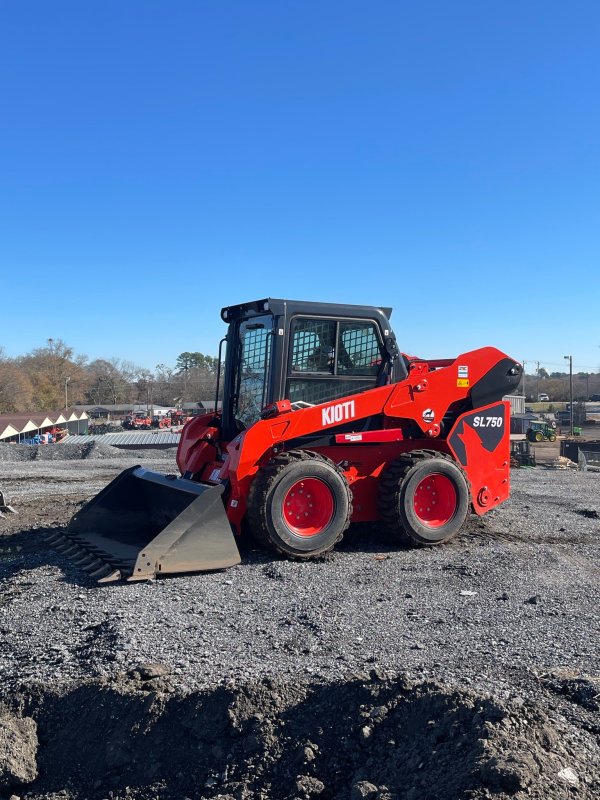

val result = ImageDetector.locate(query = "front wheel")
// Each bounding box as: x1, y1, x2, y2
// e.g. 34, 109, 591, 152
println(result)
246, 450, 353, 558
379, 451, 470, 546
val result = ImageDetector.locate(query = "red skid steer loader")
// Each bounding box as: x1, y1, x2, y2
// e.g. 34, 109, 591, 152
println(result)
48, 299, 521, 582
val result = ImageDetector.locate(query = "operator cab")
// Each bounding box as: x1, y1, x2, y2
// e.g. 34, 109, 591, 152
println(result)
219, 298, 403, 441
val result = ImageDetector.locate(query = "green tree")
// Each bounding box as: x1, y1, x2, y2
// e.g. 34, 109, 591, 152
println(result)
175, 352, 218, 374
175, 352, 218, 401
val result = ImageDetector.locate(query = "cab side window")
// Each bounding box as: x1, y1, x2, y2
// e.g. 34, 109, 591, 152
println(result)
291, 319, 336, 373
338, 322, 383, 375
288, 317, 384, 408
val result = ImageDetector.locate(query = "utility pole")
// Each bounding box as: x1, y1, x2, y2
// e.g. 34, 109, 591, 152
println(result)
536, 361, 540, 402
65, 376, 71, 410
564, 355, 573, 436
522, 360, 526, 400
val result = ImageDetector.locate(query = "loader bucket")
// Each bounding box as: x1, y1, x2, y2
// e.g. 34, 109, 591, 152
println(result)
46, 466, 240, 583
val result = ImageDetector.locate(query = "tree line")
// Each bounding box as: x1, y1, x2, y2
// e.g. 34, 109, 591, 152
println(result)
0, 340, 219, 414
521, 367, 600, 402
2, 340, 598, 415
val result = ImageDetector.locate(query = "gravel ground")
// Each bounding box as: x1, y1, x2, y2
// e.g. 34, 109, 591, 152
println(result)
0, 442, 598, 799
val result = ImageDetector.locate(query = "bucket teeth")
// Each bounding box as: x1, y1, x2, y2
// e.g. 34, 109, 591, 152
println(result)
43, 532, 67, 545
73, 554, 100, 568
98, 569, 122, 583
57, 544, 81, 557
88, 564, 113, 580
44, 530, 130, 584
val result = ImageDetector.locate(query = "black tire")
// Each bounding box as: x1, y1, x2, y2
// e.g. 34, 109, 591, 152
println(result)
548, 433, 557, 442
246, 450, 353, 559
534, 431, 543, 442
378, 450, 470, 546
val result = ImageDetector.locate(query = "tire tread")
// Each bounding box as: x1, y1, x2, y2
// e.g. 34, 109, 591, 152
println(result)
378, 450, 470, 546
247, 450, 353, 559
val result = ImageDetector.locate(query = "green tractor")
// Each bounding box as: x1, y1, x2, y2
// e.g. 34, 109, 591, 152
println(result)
527, 420, 557, 443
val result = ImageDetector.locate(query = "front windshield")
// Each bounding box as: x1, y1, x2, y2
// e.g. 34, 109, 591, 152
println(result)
233, 315, 273, 428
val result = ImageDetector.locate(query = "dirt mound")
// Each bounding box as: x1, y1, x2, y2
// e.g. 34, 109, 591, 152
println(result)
0, 443, 37, 462
71, 440, 124, 460
0, 441, 123, 462
6, 672, 597, 800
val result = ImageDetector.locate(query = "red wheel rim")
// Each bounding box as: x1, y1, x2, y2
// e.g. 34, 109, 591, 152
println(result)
413, 473, 457, 527
282, 478, 334, 536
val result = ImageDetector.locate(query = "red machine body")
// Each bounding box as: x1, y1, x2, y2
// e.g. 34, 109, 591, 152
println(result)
177, 346, 513, 536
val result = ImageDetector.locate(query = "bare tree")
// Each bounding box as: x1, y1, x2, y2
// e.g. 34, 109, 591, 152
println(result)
154, 363, 175, 406
86, 358, 132, 405
18, 338, 91, 410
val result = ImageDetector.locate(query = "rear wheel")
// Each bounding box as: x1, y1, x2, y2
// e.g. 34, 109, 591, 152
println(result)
247, 450, 353, 558
378, 450, 470, 546
534, 431, 543, 442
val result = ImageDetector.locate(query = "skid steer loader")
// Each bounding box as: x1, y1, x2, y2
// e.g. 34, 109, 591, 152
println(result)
48, 298, 521, 582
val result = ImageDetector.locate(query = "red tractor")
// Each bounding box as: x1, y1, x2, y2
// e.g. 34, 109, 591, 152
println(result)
169, 410, 191, 427
151, 416, 172, 429
57, 298, 521, 582
123, 412, 152, 430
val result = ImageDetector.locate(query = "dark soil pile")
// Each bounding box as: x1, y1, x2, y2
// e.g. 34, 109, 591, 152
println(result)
3, 672, 597, 800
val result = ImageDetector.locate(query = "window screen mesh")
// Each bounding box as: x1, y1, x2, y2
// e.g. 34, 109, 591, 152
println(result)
236, 324, 272, 427
291, 318, 382, 376
338, 322, 382, 375
291, 320, 336, 373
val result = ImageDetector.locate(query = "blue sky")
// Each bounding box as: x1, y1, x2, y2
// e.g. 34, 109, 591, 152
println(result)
1, 1, 599, 375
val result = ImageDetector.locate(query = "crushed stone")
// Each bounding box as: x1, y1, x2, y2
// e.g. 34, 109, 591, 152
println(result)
0, 456, 599, 799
